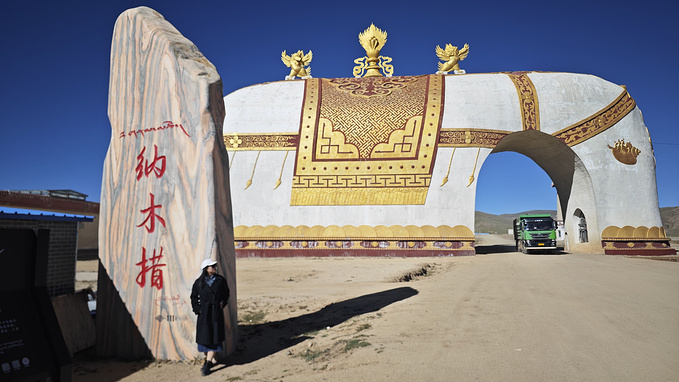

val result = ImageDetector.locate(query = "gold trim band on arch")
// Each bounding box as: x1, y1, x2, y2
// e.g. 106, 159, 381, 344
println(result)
223, 133, 298, 151
507, 72, 540, 131
438, 128, 509, 148
554, 88, 636, 146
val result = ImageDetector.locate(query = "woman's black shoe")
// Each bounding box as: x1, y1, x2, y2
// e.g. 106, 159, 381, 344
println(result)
201, 361, 211, 376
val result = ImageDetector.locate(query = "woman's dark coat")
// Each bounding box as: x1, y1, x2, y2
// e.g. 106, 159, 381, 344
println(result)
190, 273, 230, 346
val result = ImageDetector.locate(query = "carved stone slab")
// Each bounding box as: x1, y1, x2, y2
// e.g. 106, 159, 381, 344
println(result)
99, 6, 236, 360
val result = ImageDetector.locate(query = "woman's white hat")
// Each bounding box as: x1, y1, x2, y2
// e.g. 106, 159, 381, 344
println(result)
200, 258, 217, 270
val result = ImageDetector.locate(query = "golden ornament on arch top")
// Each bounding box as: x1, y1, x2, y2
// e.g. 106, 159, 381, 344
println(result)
359, 23, 387, 57
281, 50, 313, 80
435, 43, 469, 74
354, 23, 394, 78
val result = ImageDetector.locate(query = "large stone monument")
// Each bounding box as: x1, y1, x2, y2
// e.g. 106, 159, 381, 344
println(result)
99, 7, 236, 360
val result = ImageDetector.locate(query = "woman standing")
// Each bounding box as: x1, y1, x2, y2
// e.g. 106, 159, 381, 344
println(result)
191, 258, 230, 376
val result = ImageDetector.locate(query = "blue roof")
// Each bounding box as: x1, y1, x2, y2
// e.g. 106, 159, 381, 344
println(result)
0, 211, 94, 223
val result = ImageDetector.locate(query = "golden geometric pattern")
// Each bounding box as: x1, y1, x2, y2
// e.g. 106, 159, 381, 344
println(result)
292, 75, 444, 205
554, 89, 636, 146
507, 72, 540, 131
371, 116, 422, 158
293, 174, 430, 188
290, 184, 430, 205
316, 119, 359, 158
234, 224, 474, 240
328, 76, 418, 97
319, 76, 426, 159
600, 225, 668, 240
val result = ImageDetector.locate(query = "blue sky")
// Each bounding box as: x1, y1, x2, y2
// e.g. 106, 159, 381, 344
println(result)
1, 0, 677, 215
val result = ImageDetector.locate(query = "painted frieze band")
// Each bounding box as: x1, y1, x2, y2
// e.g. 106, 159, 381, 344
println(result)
224, 133, 298, 151
233, 224, 475, 257
438, 129, 509, 148
507, 72, 540, 131
554, 88, 636, 146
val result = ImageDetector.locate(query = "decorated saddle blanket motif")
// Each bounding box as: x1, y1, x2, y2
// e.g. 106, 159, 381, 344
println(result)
291, 75, 445, 205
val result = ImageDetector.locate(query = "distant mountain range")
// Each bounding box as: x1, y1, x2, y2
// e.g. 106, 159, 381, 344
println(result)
475, 210, 556, 234
660, 206, 679, 237
475, 207, 679, 237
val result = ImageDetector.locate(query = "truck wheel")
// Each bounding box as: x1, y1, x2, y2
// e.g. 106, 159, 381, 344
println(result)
521, 242, 528, 254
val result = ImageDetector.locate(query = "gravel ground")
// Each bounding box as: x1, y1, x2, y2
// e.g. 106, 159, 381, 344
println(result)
72, 235, 679, 381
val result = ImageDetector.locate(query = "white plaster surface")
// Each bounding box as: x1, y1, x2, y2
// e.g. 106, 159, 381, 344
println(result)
528, 72, 626, 134
224, 80, 304, 134
442, 73, 522, 132
570, 108, 661, 229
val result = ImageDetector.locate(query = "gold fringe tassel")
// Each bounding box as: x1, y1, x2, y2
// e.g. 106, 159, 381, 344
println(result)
466, 148, 480, 187
245, 151, 261, 190
274, 151, 289, 190
440, 147, 456, 187
229, 151, 236, 170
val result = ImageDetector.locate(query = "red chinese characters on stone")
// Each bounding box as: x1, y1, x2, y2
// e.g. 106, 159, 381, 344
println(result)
131, 127, 177, 290
136, 145, 166, 181
137, 193, 166, 233
136, 247, 167, 290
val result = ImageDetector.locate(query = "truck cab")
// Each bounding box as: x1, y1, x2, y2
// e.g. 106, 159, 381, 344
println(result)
513, 214, 557, 253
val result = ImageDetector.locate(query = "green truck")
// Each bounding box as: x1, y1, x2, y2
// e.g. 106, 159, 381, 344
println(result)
513, 214, 557, 253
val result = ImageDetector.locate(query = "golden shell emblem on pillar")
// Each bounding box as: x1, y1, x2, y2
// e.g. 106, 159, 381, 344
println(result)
607, 139, 641, 165
353, 24, 394, 78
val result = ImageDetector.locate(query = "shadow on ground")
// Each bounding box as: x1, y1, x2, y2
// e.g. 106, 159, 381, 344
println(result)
475, 244, 567, 255
72, 348, 152, 382
474, 244, 518, 254
226, 286, 418, 366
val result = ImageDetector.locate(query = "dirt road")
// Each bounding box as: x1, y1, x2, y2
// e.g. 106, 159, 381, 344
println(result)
73, 236, 679, 381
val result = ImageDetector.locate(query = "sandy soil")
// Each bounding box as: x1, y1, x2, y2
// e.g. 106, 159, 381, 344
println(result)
72, 235, 679, 381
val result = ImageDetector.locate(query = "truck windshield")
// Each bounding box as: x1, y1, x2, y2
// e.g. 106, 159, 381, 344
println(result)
525, 220, 554, 231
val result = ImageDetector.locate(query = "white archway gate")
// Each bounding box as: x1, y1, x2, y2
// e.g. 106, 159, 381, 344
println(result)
224, 71, 673, 256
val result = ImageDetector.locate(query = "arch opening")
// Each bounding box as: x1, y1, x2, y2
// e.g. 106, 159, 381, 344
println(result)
475, 130, 601, 254
474, 151, 558, 254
